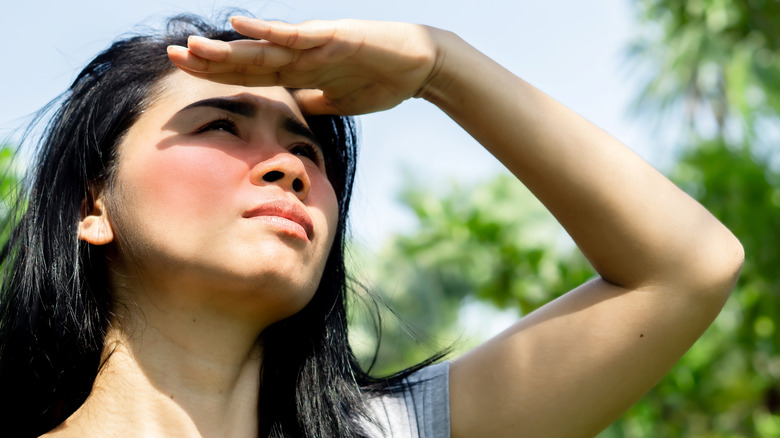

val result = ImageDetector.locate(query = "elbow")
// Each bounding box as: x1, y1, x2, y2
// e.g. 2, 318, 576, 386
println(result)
692, 228, 744, 304
724, 233, 745, 290
716, 230, 744, 288
731, 235, 746, 274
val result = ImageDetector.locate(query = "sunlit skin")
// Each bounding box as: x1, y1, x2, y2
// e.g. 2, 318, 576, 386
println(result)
56, 72, 339, 438
45, 16, 743, 438
107, 71, 339, 326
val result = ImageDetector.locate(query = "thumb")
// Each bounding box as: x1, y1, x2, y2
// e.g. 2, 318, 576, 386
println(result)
292, 89, 342, 116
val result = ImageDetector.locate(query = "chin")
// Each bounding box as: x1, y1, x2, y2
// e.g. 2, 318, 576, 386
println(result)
199, 263, 324, 322
111, 237, 330, 324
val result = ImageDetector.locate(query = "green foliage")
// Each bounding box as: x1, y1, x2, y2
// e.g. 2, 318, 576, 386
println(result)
348, 175, 594, 374
0, 145, 22, 244
605, 1, 780, 433
391, 174, 593, 314
601, 141, 780, 437
352, 2, 780, 435
353, 141, 780, 436
596, 1, 780, 434
349, 1, 780, 434
628, 0, 780, 139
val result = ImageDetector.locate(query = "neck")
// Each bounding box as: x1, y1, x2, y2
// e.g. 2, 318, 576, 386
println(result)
49, 292, 266, 438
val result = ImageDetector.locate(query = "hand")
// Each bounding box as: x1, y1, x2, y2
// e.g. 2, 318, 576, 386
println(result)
167, 17, 442, 116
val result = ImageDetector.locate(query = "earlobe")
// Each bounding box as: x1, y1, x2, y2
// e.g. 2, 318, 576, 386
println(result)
78, 196, 114, 245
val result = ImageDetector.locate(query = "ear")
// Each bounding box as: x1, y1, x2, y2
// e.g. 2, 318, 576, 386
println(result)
78, 193, 114, 245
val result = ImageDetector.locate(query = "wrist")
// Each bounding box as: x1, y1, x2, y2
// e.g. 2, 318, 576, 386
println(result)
414, 28, 461, 104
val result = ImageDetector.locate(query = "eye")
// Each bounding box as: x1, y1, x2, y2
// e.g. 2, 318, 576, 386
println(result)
291, 143, 325, 168
194, 116, 240, 136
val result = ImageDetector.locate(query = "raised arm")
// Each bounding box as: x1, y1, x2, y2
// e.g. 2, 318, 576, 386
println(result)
420, 30, 743, 437
168, 19, 743, 437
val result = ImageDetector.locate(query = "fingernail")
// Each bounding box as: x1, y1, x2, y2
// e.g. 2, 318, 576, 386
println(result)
188, 35, 210, 44
167, 45, 186, 55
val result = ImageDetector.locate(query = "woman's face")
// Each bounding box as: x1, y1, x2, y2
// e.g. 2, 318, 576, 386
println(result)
103, 71, 340, 322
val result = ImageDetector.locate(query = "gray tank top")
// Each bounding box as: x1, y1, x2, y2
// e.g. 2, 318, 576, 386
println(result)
362, 361, 451, 438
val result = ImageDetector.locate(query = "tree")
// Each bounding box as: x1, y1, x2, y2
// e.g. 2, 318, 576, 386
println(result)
0, 145, 22, 244
627, 0, 780, 141
354, 1, 780, 435
348, 175, 594, 375
604, 1, 780, 435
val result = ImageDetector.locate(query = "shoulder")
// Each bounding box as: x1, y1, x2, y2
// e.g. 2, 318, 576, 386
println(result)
362, 362, 451, 438
39, 428, 71, 438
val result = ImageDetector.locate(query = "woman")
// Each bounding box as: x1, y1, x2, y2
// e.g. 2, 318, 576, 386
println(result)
0, 13, 742, 438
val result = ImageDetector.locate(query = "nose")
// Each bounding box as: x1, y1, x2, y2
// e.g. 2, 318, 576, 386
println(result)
250, 151, 311, 202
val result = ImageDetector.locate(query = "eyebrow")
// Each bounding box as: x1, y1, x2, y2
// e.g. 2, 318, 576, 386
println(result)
179, 98, 256, 117
282, 118, 321, 146
178, 97, 320, 145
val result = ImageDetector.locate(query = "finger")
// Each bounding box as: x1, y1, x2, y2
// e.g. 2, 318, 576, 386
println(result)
186, 36, 300, 68
167, 45, 212, 71
173, 65, 282, 87
168, 45, 270, 75
174, 66, 325, 90
229, 16, 336, 50
291, 89, 342, 116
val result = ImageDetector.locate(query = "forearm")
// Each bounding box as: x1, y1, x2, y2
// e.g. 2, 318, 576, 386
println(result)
418, 30, 743, 292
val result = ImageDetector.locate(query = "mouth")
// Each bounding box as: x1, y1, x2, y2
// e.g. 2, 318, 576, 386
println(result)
242, 199, 315, 241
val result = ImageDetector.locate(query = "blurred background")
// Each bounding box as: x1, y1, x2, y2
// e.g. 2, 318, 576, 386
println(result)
2, 0, 779, 436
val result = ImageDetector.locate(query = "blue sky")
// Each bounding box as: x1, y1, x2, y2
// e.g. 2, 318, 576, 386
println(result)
0, 0, 654, 247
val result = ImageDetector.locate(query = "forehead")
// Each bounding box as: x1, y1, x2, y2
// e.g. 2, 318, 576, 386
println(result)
149, 70, 305, 120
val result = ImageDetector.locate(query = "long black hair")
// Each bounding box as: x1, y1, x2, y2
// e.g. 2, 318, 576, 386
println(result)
0, 14, 436, 438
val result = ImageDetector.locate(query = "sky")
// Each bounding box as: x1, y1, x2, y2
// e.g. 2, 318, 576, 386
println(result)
0, 0, 654, 248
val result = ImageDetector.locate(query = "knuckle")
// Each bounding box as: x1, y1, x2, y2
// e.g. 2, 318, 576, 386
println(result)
252, 48, 266, 66
286, 29, 300, 47
215, 41, 231, 62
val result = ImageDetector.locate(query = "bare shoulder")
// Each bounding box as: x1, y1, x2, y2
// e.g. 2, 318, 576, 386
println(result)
39, 427, 73, 438
38, 417, 85, 438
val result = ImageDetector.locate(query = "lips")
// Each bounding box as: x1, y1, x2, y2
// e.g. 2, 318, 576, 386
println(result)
242, 199, 315, 241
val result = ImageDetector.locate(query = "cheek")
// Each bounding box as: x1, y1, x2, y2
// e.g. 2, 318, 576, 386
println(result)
127, 145, 246, 217
311, 174, 340, 238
